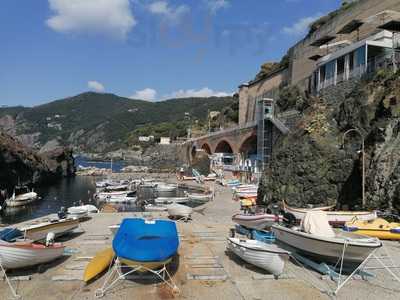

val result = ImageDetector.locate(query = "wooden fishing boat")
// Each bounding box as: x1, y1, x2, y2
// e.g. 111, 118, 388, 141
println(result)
19, 218, 79, 242
96, 191, 136, 201
0, 240, 65, 269
167, 204, 193, 219
227, 238, 289, 276
232, 213, 283, 230
272, 211, 382, 268
344, 218, 400, 240
282, 200, 377, 226
84, 248, 114, 283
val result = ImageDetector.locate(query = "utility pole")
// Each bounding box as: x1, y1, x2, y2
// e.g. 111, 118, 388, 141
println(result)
342, 128, 365, 208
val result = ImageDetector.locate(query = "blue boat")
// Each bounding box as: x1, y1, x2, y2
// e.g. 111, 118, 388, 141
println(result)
113, 218, 179, 270
96, 218, 180, 297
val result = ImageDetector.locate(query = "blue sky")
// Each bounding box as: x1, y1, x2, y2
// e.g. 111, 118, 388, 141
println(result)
0, 0, 340, 106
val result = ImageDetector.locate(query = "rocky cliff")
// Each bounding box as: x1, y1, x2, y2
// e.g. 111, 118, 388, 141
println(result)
259, 70, 400, 213
0, 131, 75, 191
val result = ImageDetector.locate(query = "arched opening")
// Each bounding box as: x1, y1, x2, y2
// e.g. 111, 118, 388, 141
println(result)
214, 140, 233, 154
191, 146, 197, 159
201, 143, 212, 155
239, 135, 257, 160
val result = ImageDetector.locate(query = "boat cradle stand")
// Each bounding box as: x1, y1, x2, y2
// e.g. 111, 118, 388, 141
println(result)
95, 257, 179, 298
290, 245, 400, 296
0, 259, 21, 299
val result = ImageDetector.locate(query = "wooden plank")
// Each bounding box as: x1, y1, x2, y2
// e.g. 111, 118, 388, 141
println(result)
1, 275, 31, 281
185, 256, 218, 260
186, 274, 228, 281
51, 275, 82, 281
74, 256, 93, 261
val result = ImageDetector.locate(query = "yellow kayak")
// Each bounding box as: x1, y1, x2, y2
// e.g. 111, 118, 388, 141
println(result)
83, 248, 114, 283
344, 218, 400, 240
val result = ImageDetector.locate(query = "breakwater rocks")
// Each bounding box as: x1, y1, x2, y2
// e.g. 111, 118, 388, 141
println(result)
0, 131, 75, 190
259, 72, 400, 212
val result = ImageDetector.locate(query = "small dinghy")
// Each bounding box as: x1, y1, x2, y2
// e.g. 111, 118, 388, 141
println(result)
227, 238, 289, 276
155, 197, 189, 204
5, 186, 38, 207
144, 204, 168, 212
344, 218, 400, 240
167, 204, 193, 219
232, 213, 283, 230
155, 184, 177, 192
67, 206, 89, 219
19, 218, 79, 242
185, 191, 213, 202
282, 200, 377, 226
105, 196, 137, 204
0, 240, 65, 269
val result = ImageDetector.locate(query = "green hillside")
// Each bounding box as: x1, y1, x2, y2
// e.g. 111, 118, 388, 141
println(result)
0, 92, 234, 152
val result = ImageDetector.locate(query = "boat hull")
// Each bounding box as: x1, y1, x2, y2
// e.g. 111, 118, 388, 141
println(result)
20, 218, 79, 242
282, 201, 377, 226
84, 248, 114, 282
227, 238, 288, 276
272, 225, 382, 267
6, 192, 38, 207
232, 214, 282, 230
167, 204, 193, 218
0, 242, 64, 269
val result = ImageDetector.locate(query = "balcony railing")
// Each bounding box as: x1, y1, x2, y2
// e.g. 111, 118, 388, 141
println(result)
316, 52, 400, 92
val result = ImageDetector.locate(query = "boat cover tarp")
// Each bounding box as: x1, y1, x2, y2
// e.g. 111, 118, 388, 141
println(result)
301, 211, 335, 238
113, 218, 179, 262
0, 228, 23, 242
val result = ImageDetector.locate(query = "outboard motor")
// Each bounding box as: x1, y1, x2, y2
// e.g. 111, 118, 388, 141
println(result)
282, 212, 297, 226
46, 232, 55, 246
58, 206, 66, 219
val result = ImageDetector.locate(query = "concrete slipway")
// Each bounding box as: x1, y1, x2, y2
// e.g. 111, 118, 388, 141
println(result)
1, 182, 399, 300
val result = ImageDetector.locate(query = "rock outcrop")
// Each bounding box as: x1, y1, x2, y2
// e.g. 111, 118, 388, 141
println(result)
259, 71, 400, 213
0, 131, 75, 191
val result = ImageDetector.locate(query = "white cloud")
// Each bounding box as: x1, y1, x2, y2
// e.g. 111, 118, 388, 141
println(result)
165, 87, 232, 99
88, 81, 105, 92
283, 13, 322, 36
204, 0, 230, 14
130, 88, 157, 101
46, 0, 136, 39
147, 1, 189, 24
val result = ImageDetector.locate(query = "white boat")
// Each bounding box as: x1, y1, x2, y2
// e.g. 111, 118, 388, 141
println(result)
155, 184, 177, 192
68, 204, 98, 214
105, 196, 137, 204
19, 218, 80, 242
5, 186, 38, 207
67, 207, 89, 219
232, 213, 283, 230
167, 203, 193, 219
227, 238, 289, 276
103, 184, 129, 192
108, 224, 120, 235
155, 197, 190, 204
185, 191, 214, 202
144, 204, 168, 212
271, 211, 382, 268
96, 191, 135, 201
0, 240, 65, 269
282, 200, 377, 226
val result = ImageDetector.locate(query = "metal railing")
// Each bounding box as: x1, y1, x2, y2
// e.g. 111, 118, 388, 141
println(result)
316, 52, 400, 92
